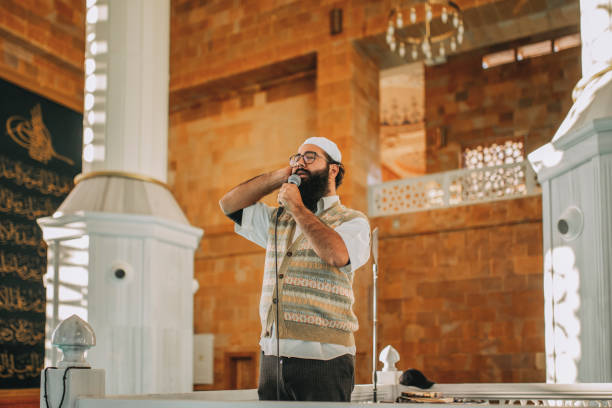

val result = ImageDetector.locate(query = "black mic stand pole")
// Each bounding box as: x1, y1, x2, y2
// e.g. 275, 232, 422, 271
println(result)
274, 207, 282, 401
372, 228, 379, 403
272, 174, 301, 401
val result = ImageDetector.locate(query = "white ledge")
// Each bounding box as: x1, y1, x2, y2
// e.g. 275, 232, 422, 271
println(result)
38, 211, 203, 249
74, 383, 612, 407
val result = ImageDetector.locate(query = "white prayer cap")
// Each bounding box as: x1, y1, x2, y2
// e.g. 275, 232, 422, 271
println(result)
300, 137, 342, 162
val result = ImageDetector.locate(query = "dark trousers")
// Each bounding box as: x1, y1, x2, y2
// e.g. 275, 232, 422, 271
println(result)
258, 352, 355, 402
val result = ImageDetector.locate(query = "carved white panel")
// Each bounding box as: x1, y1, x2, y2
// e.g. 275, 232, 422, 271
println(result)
368, 160, 540, 217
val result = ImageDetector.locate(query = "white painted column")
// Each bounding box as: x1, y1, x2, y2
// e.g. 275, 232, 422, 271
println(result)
579, 0, 612, 81
529, 0, 612, 383
83, 0, 170, 182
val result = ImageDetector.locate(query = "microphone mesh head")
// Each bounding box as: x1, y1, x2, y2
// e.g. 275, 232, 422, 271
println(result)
288, 174, 301, 186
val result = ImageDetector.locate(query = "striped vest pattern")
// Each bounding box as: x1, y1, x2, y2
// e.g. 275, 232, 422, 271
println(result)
260, 202, 368, 347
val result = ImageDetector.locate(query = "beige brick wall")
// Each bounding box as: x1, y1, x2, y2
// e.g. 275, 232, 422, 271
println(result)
372, 196, 544, 382
425, 44, 581, 173
0, 0, 84, 111
170, 0, 391, 389
169, 0, 549, 389
170, 76, 319, 389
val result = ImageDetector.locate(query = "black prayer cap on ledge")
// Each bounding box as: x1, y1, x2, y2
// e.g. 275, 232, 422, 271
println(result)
399, 368, 435, 389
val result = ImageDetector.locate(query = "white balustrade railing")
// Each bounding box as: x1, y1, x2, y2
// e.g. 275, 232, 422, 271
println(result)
368, 160, 540, 217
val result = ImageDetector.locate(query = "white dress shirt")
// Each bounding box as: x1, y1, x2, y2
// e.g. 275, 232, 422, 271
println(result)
235, 195, 370, 360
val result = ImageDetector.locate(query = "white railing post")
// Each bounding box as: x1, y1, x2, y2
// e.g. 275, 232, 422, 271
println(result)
40, 315, 105, 408
376, 345, 402, 402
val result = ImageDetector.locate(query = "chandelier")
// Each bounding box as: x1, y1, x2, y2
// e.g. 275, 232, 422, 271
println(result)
386, 0, 464, 63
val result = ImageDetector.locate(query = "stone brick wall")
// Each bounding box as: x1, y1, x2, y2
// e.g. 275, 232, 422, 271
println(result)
372, 196, 544, 382
170, 0, 391, 92
0, 0, 84, 111
425, 44, 581, 173
170, 0, 387, 389
169, 0, 550, 390
170, 72, 320, 389
316, 42, 381, 212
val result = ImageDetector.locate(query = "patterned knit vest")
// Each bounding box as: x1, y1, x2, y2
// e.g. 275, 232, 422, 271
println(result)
260, 201, 368, 347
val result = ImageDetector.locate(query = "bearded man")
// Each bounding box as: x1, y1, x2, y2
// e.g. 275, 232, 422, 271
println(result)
219, 137, 370, 402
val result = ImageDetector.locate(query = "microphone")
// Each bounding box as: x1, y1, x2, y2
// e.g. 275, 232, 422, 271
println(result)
287, 174, 302, 187
277, 175, 301, 216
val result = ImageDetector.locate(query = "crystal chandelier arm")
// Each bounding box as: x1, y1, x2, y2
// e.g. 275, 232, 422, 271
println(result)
403, 36, 425, 45
429, 31, 457, 42
395, 26, 458, 44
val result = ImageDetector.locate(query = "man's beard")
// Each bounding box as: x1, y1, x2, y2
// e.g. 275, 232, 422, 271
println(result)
296, 165, 330, 213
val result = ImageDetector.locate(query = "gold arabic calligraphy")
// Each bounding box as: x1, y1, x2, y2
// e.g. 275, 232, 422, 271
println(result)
0, 319, 45, 346
0, 286, 44, 313
6, 104, 75, 165
0, 351, 42, 379
0, 154, 73, 196
0, 187, 59, 220
0, 250, 45, 281
0, 219, 42, 248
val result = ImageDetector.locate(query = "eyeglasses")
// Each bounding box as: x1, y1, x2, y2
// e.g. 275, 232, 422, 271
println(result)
289, 151, 328, 167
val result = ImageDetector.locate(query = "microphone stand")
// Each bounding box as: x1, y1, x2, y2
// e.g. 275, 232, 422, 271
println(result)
373, 261, 378, 403
274, 207, 282, 401
272, 175, 300, 401
372, 228, 379, 403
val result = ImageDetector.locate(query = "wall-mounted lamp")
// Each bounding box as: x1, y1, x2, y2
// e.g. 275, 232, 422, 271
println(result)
330, 8, 343, 35
435, 126, 447, 149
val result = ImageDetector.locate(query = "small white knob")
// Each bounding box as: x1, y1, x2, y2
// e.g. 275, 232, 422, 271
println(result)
51, 314, 96, 368
379, 345, 400, 371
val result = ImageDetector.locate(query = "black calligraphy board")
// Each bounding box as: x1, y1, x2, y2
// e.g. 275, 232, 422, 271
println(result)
0, 78, 82, 388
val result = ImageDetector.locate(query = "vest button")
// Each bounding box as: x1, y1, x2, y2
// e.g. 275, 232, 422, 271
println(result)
286, 251, 292, 257
279, 274, 284, 279
272, 298, 278, 304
